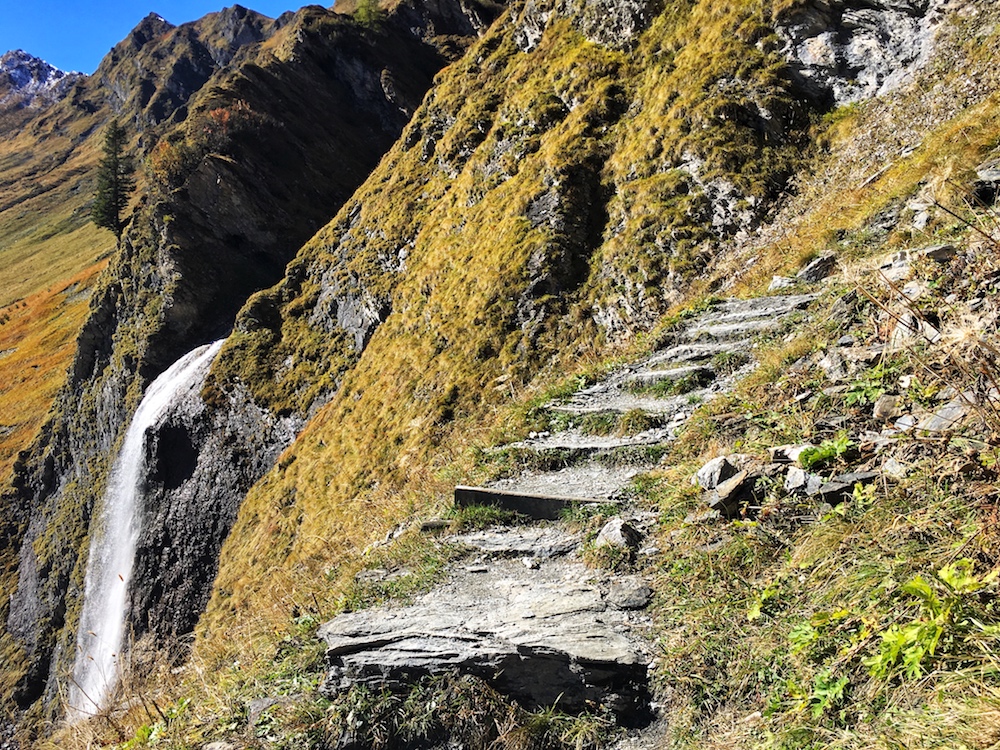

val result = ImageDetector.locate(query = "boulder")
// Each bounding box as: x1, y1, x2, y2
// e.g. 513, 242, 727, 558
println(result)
595, 519, 643, 550
708, 470, 762, 518
882, 457, 908, 479
797, 253, 837, 282
784, 466, 823, 496
815, 471, 881, 503
916, 397, 970, 434
769, 444, 817, 465
973, 160, 1000, 205
693, 456, 738, 490
607, 578, 654, 610
769, 275, 798, 291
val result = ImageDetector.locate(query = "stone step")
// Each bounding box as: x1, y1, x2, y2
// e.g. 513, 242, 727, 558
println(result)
455, 526, 582, 558
485, 463, 645, 503
455, 485, 604, 521
625, 365, 715, 388
550, 394, 688, 416
707, 293, 816, 323
318, 558, 652, 716
644, 342, 733, 368
508, 427, 674, 453
683, 316, 781, 343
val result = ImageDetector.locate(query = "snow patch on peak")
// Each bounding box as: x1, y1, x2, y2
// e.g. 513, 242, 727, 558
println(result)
0, 49, 82, 110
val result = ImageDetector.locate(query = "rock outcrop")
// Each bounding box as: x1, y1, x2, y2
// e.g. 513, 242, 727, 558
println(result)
127, 382, 302, 638
775, 0, 954, 104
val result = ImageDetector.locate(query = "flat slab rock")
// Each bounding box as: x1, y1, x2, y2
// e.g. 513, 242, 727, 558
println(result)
318, 557, 652, 716
457, 525, 581, 558
489, 463, 646, 501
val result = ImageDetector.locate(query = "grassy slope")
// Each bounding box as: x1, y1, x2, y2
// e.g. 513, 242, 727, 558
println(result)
0, 261, 108, 485
199, 0, 810, 643
0, 90, 114, 485
0, 105, 110, 308
37, 1, 1000, 748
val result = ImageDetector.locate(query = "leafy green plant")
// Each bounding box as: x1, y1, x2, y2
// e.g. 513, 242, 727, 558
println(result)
844, 361, 900, 407
829, 481, 878, 519
798, 433, 854, 471
864, 559, 999, 680
747, 582, 782, 621
809, 668, 849, 719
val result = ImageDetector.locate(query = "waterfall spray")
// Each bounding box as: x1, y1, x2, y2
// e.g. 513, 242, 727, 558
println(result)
67, 340, 224, 718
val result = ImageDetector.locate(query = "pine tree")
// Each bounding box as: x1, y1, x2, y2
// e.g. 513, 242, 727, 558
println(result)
91, 119, 135, 238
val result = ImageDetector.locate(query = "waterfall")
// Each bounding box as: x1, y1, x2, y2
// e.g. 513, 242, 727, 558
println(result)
67, 340, 225, 718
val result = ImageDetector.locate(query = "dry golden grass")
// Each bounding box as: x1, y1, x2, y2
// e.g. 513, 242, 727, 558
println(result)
0, 260, 108, 485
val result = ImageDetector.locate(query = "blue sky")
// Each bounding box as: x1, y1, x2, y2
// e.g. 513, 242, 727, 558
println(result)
0, 1, 307, 74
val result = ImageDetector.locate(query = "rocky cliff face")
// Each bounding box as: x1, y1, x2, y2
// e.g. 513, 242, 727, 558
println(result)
0, 0, 498, 714
774, 0, 955, 105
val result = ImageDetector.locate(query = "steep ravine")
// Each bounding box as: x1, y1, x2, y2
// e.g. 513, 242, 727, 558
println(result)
0, 0, 498, 716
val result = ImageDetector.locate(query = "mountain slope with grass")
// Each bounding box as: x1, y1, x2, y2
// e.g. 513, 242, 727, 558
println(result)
7, 0, 1000, 748
0, 0, 498, 728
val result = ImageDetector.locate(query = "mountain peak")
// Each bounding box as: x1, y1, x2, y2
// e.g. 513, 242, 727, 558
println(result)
0, 49, 81, 109
124, 12, 177, 48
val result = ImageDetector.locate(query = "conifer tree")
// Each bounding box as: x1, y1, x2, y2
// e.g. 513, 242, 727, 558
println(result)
91, 119, 135, 238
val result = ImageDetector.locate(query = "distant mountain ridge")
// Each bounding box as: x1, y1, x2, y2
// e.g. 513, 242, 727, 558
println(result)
0, 49, 81, 109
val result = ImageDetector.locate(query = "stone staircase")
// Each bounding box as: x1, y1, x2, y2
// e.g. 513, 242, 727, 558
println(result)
314, 293, 818, 746
484, 293, 817, 505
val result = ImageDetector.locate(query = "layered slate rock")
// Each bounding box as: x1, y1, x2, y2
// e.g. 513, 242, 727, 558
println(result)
318, 554, 652, 718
